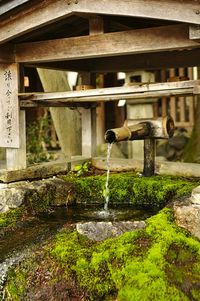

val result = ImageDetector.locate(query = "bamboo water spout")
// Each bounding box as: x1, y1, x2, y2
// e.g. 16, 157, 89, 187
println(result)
105, 116, 175, 176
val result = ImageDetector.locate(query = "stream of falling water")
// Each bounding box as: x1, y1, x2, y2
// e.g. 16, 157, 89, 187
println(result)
104, 143, 113, 211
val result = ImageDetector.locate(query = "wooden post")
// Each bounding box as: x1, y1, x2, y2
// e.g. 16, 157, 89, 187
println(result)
143, 138, 155, 176
96, 74, 105, 146
169, 68, 176, 122
161, 69, 167, 116
188, 67, 195, 131
6, 64, 26, 170
80, 16, 104, 157
90, 16, 105, 148
0, 63, 26, 170
178, 67, 186, 123
6, 110, 26, 170
79, 72, 96, 157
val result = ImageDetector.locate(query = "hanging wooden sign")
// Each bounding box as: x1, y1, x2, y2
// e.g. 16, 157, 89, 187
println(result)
0, 63, 19, 148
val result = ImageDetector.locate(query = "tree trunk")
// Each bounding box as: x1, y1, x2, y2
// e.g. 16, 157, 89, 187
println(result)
37, 69, 81, 158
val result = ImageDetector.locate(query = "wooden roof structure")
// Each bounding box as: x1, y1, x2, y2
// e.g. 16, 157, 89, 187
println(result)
1, 0, 200, 71
0, 0, 200, 171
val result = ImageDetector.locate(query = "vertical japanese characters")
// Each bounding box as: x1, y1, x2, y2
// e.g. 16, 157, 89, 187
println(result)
0, 63, 19, 148
4, 69, 13, 144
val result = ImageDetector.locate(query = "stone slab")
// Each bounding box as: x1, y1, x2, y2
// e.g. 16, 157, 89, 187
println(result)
76, 220, 146, 241
92, 157, 200, 178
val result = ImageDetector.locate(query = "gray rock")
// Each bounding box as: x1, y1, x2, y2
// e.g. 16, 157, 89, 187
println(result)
174, 202, 200, 240
76, 220, 146, 241
0, 181, 28, 212
190, 185, 200, 205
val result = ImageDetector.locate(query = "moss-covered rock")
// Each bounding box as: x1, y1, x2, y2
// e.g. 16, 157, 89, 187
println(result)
4, 208, 200, 301
62, 173, 199, 209
0, 208, 23, 229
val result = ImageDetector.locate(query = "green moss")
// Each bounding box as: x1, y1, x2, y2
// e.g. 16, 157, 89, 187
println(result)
62, 173, 199, 208
49, 230, 94, 277
0, 208, 22, 229
37, 209, 200, 300
6, 267, 26, 301
5, 208, 200, 300
4, 172, 200, 300
72, 209, 197, 300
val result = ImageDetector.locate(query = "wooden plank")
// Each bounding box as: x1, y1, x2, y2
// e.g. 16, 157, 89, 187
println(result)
72, 0, 200, 25
19, 89, 197, 107
0, 1, 73, 44
29, 48, 200, 72
0, 157, 90, 183
19, 80, 200, 104
15, 24, 200, 64
5, 64, 27, 170
6, 110, 26, 170
0, 0, 30, 16
1, 0, 200, 44
0, 63, 20, 148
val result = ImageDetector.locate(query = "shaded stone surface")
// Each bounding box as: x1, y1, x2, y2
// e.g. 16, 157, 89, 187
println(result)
173, 187, 200, 240
76, 220, 146, 241
191, 185, 200, 205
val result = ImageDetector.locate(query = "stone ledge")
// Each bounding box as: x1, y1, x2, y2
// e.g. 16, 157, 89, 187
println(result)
0, 177, 73, 213
92, 157, 200, 178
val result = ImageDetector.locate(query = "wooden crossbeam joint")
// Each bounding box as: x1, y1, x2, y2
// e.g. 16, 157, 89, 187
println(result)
189, 25, 200, 42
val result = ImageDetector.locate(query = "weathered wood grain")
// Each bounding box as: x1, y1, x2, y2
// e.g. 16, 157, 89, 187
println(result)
0, 44, 15, 63
19, 80, 200, 108
15, 25, 200, 63
0, 63, 20, 148
1, 0, 200, 44
189, 24, 200, 41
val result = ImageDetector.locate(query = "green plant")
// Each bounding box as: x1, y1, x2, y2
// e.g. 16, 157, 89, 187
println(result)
73, 161, 91, 177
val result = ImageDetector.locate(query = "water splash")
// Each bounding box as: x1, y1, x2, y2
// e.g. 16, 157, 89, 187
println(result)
103, 143, 113, 211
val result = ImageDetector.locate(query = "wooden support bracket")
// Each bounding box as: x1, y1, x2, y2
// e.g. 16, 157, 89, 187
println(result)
189, 25, 200, 42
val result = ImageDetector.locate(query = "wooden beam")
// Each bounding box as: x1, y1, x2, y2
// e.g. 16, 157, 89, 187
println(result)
19, 80, 200, 108
1, 0, 200, 44
0, 0, 30, 16
72, 0, 200, 25
15, 24, 200, 64
0, 1, 73, 44
29, 48, 200, 72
